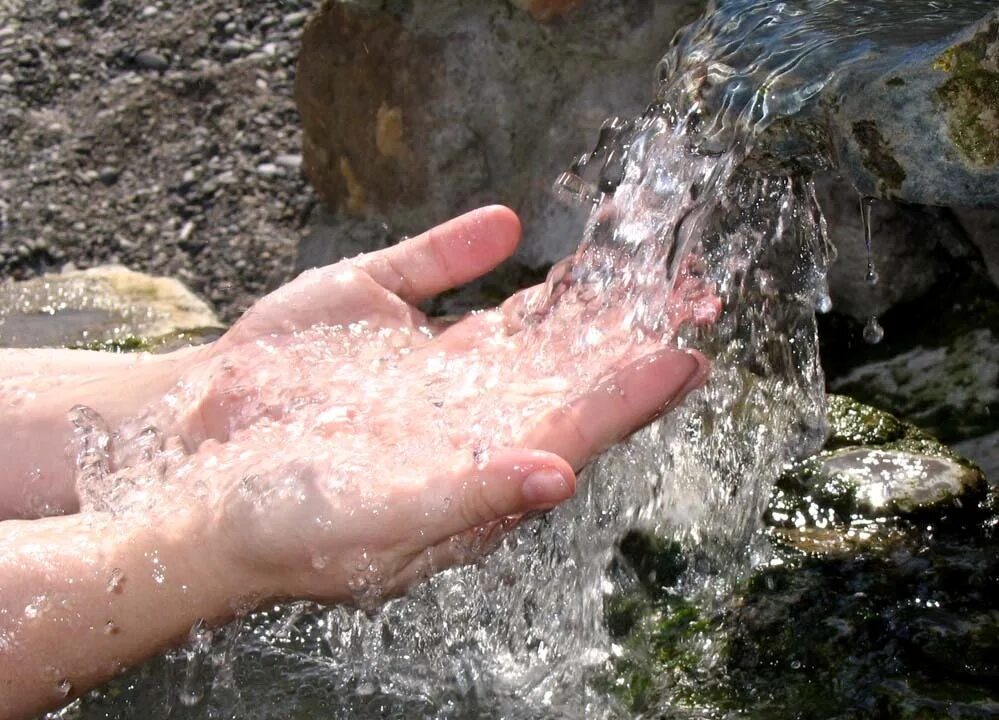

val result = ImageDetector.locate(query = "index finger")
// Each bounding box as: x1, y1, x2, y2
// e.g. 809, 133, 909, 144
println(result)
355, 205, 522, 305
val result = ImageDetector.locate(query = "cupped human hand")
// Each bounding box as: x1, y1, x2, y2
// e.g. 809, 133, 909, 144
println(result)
104, 206, 714, 611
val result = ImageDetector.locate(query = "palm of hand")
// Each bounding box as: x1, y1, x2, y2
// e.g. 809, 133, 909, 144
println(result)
104, 207, 712, 608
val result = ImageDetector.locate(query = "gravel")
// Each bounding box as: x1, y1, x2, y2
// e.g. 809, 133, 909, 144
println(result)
0, 0, 320, 321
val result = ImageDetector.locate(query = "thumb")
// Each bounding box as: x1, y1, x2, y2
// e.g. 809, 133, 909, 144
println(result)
424, 447, 576, 545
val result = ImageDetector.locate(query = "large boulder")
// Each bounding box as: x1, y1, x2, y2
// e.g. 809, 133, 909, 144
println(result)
294, 0, 706, 271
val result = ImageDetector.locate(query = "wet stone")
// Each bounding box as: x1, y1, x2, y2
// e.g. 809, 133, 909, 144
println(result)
0, 265, 223, 351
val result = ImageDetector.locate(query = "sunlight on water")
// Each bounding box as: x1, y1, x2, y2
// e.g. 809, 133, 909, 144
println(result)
51, 1, 996, 718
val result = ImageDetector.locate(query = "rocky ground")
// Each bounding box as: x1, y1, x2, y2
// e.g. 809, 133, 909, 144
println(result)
0, 0, 320, 321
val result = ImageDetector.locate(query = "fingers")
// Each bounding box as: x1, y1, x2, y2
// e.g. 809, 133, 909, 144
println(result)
524, 349, 708, 470
420, 447, 576, 545
354, 205, 522, 304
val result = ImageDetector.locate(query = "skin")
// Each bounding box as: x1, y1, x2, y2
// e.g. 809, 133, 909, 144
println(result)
0, 206, 712, 719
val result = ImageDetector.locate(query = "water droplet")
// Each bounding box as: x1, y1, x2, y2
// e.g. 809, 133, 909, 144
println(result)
107, 568, 125, 594
104, 620, 118, 635
863, 316, 884, 344
311, 553, 329, 570
816, 291, 832, 313
56, 678, 72, 697
473, 443, 490, 470
860, 196, 878, 287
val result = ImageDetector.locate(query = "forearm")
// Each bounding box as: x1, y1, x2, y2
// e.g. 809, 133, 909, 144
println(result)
0, 348, 200, 519
0, 511, 237, 720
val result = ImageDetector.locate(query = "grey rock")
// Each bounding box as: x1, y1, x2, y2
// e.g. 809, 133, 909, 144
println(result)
754, 6, 999, 208
282, 10, 310, 28
274, 153, 302, 170
97, 167, 120, 185
830, 328, 999, 442
812, 447, 984, 515
953, 206, 999, 286
255, 162, 281, 177
219, 40, 248, 59
954, 430, 999, 483
134, 49, 169, 71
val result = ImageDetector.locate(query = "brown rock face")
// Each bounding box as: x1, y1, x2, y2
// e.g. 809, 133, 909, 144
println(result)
296, 4, 438, 216
513, 0, 585, 22
294, 0, 707, 269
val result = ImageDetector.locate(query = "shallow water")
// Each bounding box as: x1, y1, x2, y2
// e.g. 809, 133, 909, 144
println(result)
48, 1, 998, 718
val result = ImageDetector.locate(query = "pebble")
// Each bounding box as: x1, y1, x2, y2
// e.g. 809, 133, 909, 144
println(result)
97, 167, 120, 185
54, 37, 74, 52
283, 11, 310, 28
220, 40, 247, 59
134, 50, 169, 71
256, 162, 281, 177
274, 154, 302, 170
141, 6, 158, 18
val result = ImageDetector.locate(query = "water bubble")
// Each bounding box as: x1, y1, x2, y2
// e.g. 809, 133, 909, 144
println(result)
104, 621, 119, 635
107, 568, 125, 594
473, 442, 490, 470
56, 678, 72, 697
816, 291, 832, 313
863, 316, 885, 344
179, 620, 213, 707
311, 553, 329, 571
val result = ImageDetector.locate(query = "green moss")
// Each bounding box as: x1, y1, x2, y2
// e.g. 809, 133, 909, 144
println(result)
825, 394, 905, 448
934, 21, 999, 167
852, 120, 907, 192
68, 335, 151, 353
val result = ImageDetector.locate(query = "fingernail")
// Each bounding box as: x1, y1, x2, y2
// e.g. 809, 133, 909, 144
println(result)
660, 351, 710, 415
522, 468, 572, 508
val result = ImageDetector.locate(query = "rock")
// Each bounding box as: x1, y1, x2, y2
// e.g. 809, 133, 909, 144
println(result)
753, 6, 999, 208
830, 328, 999, 442
0, 265, 223, 350
771, 395, 987, 528
833, 9, 999, 207
294, 0, 707, 270
954, 430, 999, 485
255, 162, 281, 177
273, 153, 302, 170
97, 166, 120, 185
953, 206, 999, 286
133, 49, 169, 71
809, 447, 984, 515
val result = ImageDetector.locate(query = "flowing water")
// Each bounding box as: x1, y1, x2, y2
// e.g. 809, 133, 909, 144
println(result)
46, 1, 997, 718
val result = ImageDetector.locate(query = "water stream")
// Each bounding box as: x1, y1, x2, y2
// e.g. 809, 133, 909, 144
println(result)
52, 1, 997, 718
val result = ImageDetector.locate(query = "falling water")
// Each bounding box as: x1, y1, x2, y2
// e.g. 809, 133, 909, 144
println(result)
54, 1, 996, 719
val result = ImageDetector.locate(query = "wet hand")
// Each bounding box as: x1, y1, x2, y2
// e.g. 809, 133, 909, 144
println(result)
105, 206, 712, 609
